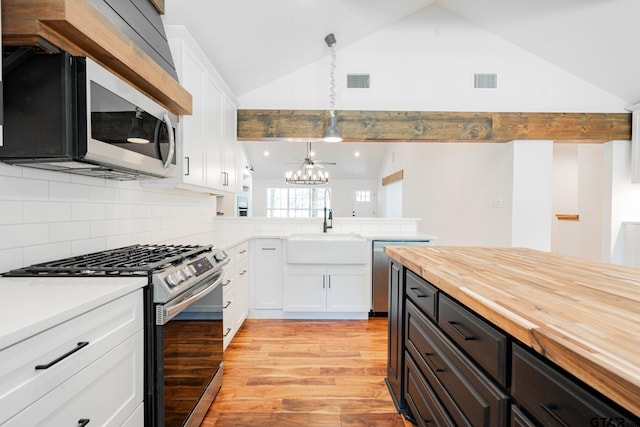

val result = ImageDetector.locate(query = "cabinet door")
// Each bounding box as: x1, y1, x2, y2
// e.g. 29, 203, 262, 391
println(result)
284, 268, 326, 312
204, 74, 224, 190
177, 41, 206, 186
222, 96, 237, 190
251, 239, 283, 310
326, 267, 368, 312
387, 261, 404, 410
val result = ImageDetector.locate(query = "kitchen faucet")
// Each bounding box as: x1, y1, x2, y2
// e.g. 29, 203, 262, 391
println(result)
323, 188, 333, 233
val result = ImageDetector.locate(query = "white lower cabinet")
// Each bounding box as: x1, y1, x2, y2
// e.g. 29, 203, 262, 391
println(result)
250, 239, 283, 311
223, 240, 249, 349
5, 330, 143, 426
284, 265, 368, 312
0, 290, 144, 426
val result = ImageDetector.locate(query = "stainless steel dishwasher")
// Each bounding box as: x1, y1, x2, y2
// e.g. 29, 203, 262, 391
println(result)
371, 239, 432, 315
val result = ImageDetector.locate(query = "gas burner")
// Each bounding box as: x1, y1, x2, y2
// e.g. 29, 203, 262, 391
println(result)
2, 244, 213, 277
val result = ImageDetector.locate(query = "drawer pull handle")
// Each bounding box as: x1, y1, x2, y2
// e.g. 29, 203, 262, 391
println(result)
239, 249, 247, 254
224, 300, 232, 309
239, 270, 247, 275
223, 279, 232, 286
447, 321, 476, 341
223, 328, 232, 337
262, 247, 277, 251
410, 287, 429, 298
78, 419, 90, 427
540, 403, 570, 427
35, 341, 89, 370
423, 352, 446, 372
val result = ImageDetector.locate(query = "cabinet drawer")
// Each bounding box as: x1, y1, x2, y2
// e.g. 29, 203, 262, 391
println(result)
4, 329, 143, 427
405, 351, 455, 427
235, 241, 249, 262
512, 344, 636, 427
438, 294, 508, 386
406, 270, 437, 321
510, 405, 536, 427
405, 300, 508, 427
0, 291, 142, 425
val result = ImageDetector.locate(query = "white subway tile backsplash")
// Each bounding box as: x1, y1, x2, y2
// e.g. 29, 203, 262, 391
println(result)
72, 202, 106, 221
24, 201, 71, 223
90, 219, 121, 237
0, 223, 50, 250
0, 201, 22, 224
119, 188, 143, 204
50, 221, 91, 242
71, 238, 107, 257
90, 186, 119, 203
0, 248, 24, 273
23, 242, 72, 266
49, 181, 91, 201
120, 218, 143, 234
106, 203, 133, 219
0, 162, 23, 177
0, 176, 49, 200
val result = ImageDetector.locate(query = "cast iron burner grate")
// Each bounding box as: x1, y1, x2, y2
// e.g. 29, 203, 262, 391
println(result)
3, 244, 213, 277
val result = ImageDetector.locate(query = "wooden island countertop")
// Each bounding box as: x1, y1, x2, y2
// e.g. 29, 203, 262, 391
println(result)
384, 246, 640, 417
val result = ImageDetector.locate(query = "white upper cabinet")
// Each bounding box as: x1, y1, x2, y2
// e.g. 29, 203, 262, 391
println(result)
161, 25, 238, 194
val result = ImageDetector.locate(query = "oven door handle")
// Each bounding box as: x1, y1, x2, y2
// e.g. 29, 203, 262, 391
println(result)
157, 271, 224, 325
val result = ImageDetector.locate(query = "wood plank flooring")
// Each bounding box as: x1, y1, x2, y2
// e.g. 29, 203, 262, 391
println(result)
201, 318, 413, 427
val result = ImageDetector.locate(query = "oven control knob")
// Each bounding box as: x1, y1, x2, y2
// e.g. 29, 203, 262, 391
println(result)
165, 273, 180, 287
175, 270, 186, 282
184, 265, 196, 277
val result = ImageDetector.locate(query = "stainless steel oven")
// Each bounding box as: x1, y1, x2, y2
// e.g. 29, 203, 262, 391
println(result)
3, 244, 228, 427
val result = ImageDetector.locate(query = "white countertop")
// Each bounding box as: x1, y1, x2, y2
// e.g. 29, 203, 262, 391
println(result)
0, 276, 147, 351
217, 231, 436, 250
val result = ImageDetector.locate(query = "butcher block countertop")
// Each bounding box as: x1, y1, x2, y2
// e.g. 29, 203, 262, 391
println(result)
384, 246, 640, 417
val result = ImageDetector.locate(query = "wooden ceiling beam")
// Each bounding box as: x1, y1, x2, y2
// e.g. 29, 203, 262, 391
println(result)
237, 110, 631, 143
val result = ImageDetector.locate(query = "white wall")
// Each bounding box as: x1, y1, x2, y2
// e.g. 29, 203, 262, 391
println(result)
511, 140, 553, 251
602, 141, 640, 264
377, 142, 514, 246
251, 178, 378, 218
239, 6, 628, 113
0, 162, 217, 273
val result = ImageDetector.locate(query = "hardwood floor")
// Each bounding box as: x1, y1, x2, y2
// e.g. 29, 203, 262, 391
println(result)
202, 318, 414, 427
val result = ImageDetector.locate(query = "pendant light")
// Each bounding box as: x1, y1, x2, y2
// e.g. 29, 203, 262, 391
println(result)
323, 33, 342, 143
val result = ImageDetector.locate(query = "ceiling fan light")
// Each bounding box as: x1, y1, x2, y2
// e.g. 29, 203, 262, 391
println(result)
324, 115, 342, 143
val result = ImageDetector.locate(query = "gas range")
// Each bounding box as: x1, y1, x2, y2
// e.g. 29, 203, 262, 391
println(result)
3, 244, 229, 304
3, 243, 230, 426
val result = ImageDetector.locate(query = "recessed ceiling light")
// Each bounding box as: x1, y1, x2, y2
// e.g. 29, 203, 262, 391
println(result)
264, 150, 270, 156
354, 151, 361, 157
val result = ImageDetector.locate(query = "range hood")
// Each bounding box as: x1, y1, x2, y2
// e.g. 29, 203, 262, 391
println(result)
1, 0, 191, 116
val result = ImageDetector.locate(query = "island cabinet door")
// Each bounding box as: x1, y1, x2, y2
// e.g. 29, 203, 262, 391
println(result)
386, 260, 405, 411
511, 344, 638, 427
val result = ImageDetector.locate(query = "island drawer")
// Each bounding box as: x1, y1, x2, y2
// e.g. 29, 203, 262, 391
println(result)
438, 294, 508, 386
511, 344, 635, 427
405, 300, 508, 427
404, 351, 455, 427
405, 270, 437, 321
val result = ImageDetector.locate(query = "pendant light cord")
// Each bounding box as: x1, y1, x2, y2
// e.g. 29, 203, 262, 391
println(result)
328, 43, 337, 116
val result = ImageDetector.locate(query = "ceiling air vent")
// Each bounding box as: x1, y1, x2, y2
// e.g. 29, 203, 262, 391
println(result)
347, 74, 370, 89
474, 73, 498, 89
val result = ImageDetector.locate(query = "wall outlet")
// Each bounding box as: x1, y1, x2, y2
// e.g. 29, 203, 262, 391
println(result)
489, 198, 503, 208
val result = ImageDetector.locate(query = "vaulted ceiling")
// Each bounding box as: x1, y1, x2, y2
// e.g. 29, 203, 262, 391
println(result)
163, 0, 640, 179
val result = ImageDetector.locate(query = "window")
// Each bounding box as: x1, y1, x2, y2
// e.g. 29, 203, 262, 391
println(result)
355, 190, 371, 202
267, 187, 331, 218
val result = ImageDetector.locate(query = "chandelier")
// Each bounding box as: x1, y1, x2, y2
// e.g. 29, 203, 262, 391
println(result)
285, 142, 330, 185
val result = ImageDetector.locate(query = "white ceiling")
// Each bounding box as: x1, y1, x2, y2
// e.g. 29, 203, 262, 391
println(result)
163, 0, 640, 179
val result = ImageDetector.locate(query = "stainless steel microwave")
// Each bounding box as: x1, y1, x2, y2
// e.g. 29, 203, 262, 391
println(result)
1, 52, 177, 180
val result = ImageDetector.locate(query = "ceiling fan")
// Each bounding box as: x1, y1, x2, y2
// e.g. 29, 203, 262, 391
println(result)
288, 142, 337, 170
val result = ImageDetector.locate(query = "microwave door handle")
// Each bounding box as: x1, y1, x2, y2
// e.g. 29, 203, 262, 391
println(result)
162, 112, 175, 170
